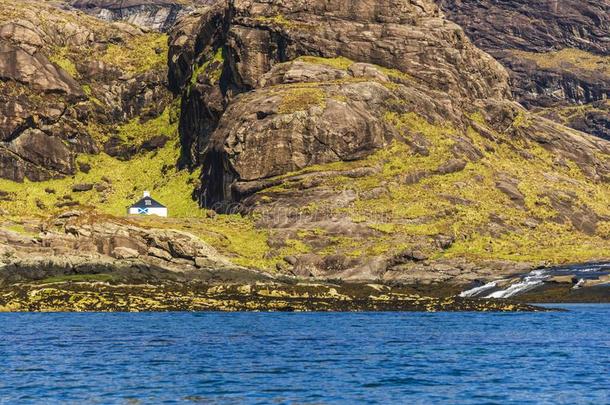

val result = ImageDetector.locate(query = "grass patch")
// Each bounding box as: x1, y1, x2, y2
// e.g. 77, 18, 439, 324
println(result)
117, 107, 175, 144
513, 48, 610, 75
0, 137, 201, 218
102, 33, 168, 74
3, 223, 37, 236
278, 88, 326, 114
49, 46, 78, 78
255, 14, 300, 29
296, 56, 354, 70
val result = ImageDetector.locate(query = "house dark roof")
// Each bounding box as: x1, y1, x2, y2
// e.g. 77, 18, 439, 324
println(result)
130, 196, 166, 209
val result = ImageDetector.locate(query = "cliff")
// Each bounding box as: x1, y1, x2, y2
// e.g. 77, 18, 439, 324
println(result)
0, 0, 609, 309
167, 0, 610, 282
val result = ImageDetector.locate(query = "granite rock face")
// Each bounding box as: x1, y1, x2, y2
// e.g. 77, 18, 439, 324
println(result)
438, 0, 610, 55
169, 0, 512, 205
437, 0, 610, 138
161, 0, 610, 282
170, 0, 610, 205
1, 0, 610, 286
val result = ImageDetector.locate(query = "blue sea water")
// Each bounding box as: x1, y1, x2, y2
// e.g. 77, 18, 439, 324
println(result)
0, 305, 609, 404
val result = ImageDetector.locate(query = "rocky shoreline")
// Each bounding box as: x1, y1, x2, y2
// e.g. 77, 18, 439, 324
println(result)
0, 213, 607, 312
0, 280, 545, 312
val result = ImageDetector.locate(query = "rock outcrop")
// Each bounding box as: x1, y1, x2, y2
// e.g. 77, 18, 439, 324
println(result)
0, 0, 172, 181
169, 0, 511, 205
0, 211, 241, 287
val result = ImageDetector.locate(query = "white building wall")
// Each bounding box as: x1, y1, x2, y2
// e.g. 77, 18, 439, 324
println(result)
128, 207, 168, 217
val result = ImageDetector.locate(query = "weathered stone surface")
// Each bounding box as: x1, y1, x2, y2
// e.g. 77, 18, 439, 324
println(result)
437, 159, 467, 175
439, 0, 610, 56
0, 213, 238, 286
71, 0, 212, 31
437, 0, 610, 139
550, 275, 577, 284
0, 41, 83, 96
201, 64, 398, 204
112, 246, 139, 259
148, 246, 173, 261
495, 177, 525, 207
169, 0, 511, 195
5, 129, 75, 181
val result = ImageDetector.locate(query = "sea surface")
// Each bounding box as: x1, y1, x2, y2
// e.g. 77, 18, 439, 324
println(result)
1, 305, 609, 404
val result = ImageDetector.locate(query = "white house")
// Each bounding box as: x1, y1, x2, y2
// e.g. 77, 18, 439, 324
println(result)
128, 191, 168, 217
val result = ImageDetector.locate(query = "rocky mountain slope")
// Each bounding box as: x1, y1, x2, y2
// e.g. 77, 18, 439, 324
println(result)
70, 0, 214, 31
167, 0, 610, 281
0, 0, 609, 305
437, 0, 610, 140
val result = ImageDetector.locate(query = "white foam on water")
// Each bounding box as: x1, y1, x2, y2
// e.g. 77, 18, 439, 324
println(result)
484, 269, 550, 299
459, 281, 497, 298
485, 280, 544, 298
458, 262, 610, 299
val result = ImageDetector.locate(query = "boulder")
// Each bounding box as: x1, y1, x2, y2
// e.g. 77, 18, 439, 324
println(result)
148, 247, 173, 261
111, 247, 140, 259
495, 177, 525, 207
0, 41, 84, 96
549, 275, 577, 284
437, 159, 467, 175
72, 183, 94, 192
4, 129, 75, 181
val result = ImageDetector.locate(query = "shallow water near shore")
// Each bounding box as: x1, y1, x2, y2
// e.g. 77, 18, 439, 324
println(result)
1, 305, 609, 404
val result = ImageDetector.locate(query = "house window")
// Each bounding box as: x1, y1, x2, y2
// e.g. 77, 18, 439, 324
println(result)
145, 200, 152, 206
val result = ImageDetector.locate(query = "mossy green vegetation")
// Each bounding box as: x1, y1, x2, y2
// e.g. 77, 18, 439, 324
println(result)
49, 46, 79, 78
102, 33, 168, 74
116, 107, 175, 145
278, 87, 326, 114
256, 14, 291, 25
296, 56, 355, 70
3, 223, 37, 236
0, 101, 200, 219
513, 48, 610, 75
254, 14, 318, 31
190, 47, 225, 87
260, 111, 610, 265
0, 138, 200, 218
